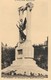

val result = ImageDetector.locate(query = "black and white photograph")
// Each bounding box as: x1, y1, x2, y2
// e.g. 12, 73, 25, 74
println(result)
0, 0, 48, 79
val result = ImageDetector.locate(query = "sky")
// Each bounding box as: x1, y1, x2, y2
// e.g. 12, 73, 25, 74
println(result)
0, 0, 48, 47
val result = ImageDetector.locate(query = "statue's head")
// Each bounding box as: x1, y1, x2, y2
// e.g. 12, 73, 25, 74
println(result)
20, 19, 23, 22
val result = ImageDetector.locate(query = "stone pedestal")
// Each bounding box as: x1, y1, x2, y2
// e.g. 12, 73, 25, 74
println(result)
15, 40, 34, 59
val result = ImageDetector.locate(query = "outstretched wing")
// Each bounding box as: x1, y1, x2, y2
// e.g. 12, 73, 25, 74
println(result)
16, 20, 26, 43
21, 17, 27, 30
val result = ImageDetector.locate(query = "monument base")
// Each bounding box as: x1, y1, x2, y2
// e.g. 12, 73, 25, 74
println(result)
2, 58, 48, 76
11, 58, 48, 75
15, 40, 34, 59
1, 40, 48, 75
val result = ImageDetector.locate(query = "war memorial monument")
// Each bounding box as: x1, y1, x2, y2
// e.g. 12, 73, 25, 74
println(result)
1, 2, 48, 77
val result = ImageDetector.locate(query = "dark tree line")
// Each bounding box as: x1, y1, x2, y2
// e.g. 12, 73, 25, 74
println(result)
33, 45, 48, 71
1, 44, 15, 69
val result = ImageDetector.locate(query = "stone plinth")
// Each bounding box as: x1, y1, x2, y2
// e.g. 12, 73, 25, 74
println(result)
15, 40, 34, 59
